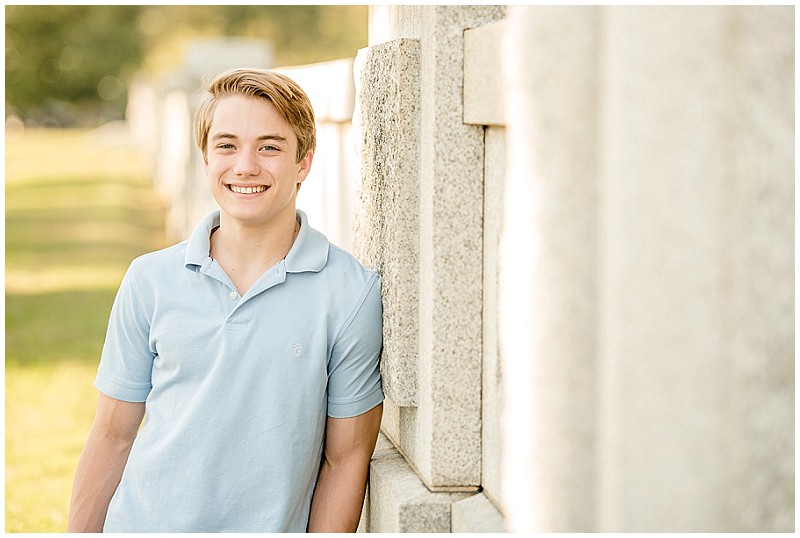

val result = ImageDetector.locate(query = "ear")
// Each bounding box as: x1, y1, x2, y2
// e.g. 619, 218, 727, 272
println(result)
296, 151, 314, 186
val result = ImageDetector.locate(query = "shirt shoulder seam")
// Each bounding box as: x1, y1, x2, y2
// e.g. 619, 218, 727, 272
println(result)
330, 271, 380, 348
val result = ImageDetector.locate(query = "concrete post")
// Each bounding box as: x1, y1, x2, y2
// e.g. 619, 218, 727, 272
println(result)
499, 6, 602, 532
357, 5, 505, 491
499, 5, 794, 532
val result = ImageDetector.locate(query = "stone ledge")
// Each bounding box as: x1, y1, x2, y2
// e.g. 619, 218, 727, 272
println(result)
451, 492, 506, 532
368, 433, 472, 532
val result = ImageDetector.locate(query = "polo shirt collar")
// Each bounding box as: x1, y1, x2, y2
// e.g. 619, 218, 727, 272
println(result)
285, 210, 329, 273
184, 211, 219, 270
184, 209, 329, 273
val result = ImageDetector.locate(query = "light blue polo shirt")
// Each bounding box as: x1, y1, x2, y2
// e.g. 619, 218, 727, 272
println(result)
95, 209, 384, 532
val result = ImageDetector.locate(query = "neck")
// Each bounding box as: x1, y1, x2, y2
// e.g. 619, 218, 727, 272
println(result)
210, 211, 300, 293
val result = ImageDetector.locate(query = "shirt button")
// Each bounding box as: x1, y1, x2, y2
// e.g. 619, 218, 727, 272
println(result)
229, 292, 238, 300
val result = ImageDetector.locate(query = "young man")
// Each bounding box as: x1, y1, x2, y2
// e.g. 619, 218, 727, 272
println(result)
68, 68, 384, 532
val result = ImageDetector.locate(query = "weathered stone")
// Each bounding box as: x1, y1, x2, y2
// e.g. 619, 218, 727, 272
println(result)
355, 6, 506, 491
368, 434, 471, 532
414, 4, 505, 489
451, 493, 506, 533
354, 38, 422, 407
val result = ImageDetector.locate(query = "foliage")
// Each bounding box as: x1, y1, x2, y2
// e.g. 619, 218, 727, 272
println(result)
5, 5, 368, 126
5, 5, 143, 125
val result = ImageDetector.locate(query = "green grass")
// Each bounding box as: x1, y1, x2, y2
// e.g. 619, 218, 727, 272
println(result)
5, 127, 168, 532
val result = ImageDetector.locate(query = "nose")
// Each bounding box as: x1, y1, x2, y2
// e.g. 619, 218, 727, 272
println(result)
233, 151, 260, 176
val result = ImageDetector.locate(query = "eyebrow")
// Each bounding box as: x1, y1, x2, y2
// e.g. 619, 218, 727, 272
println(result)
210, 132, 288, 143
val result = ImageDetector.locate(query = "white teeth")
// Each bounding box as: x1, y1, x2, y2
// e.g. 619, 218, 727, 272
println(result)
230, 185, 267, 194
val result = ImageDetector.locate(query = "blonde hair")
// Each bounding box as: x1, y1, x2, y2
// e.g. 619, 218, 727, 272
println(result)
194, 68, 316, 163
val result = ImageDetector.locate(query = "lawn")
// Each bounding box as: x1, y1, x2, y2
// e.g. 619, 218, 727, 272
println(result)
5, 126, 168, 532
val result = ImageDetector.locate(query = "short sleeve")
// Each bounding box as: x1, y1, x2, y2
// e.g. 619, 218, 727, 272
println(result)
95, 259, 155, 402
327, 273, 384, 418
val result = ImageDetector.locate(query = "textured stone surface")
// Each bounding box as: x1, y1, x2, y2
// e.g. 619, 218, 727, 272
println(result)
361, 3, 793, 534
414, 3, 505, 489
380, 396, 419, 468
356, 5, 506, 491
368, 434, 471, 532
451, 493, 506, 533
354, 38, 421, 407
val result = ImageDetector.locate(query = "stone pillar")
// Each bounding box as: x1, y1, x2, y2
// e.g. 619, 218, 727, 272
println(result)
358, 3, 506, 489
414, 5, 505, 488
355, 4, 505, 532
499, 6, 601, 532
463, 18, 508, 519
354, 38, 421, 408
717, 6, 794, 531
599, 6, 794, 531
499, 5, 794, 532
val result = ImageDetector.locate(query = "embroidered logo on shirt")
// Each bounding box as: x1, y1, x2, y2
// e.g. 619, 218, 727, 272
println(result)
290, 343, 303, 358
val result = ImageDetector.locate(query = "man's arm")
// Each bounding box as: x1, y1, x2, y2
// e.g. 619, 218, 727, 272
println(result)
307, 403, 383, 533
68, 393, 145, 532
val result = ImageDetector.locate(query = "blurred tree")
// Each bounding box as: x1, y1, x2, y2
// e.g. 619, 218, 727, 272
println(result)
136, 5, 368, 72
5, 5, 368, 127
6, 5, 144, 125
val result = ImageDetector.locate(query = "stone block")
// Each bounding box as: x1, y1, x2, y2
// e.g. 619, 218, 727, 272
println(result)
463, 20, 506, 126
414, 4, 505, 489
451, 493, 506, 532
368, 434, 471, 532
356, 4, 505, 491
481, 126, 506, 504
354, 38, 422, 407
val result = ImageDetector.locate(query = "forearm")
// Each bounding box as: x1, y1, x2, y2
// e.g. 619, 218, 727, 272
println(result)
68, 431, 135, 532
307, 456, 370, 532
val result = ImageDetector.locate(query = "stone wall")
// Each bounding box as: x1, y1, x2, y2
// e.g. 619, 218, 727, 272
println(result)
355, 5, 508, 532
356, 4, 794, 533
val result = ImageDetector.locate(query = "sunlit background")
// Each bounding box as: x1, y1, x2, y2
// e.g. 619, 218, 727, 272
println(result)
5, 5, 368, 531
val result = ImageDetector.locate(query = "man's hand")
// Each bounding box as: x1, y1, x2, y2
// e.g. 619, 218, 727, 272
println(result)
307, 403, 383, 532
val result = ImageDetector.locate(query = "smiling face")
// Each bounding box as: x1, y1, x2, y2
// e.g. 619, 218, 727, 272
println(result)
204, 94, 313, 231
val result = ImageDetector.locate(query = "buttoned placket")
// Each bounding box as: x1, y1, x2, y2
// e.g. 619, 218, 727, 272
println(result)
199, 258, 289, 323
